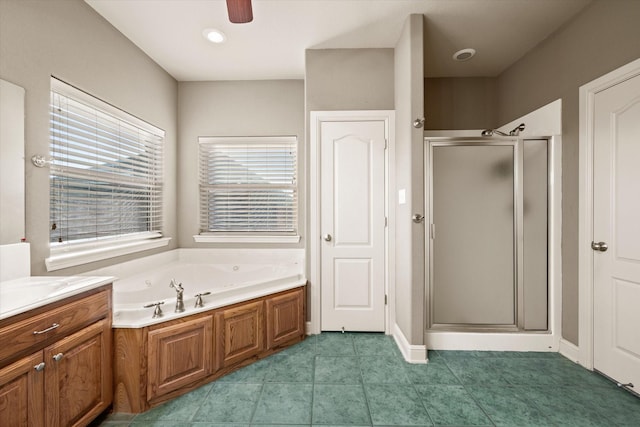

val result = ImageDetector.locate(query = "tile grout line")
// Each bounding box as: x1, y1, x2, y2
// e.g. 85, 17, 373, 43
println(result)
247, 366, 267, 424
189, 382, 216, 423
355, 337, 375, 427
406, 362, 436, 427
438, 351, 498, 427
310, 350, 317, 426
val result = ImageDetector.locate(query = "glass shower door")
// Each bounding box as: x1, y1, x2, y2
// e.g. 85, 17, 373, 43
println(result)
429, 142, 517, 328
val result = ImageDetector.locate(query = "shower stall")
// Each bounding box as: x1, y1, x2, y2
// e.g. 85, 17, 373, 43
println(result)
425, 137, 549, 332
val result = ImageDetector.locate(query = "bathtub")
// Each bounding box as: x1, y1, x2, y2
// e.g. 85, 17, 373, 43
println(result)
89, 249, 306, 328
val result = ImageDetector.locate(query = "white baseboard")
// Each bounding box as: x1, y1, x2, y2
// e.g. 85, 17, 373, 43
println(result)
305, 321, 313, 335
392, 323, 428, 364
559, 338, 581, 364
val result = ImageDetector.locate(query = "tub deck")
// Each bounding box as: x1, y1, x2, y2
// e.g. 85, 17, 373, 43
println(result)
113, 272, 306, 328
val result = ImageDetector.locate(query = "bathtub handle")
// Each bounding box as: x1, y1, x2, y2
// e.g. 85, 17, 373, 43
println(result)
143, 301, 165, 318
195, 292, 212, 308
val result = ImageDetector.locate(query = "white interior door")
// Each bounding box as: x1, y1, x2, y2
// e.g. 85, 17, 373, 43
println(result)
320, 120, 386, 332
593, 72, 640, 390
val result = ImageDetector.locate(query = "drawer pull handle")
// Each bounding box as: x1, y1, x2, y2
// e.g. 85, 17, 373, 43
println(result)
33, 323, 60, 335
34, 362, 45, 372
52, 352, 64, 361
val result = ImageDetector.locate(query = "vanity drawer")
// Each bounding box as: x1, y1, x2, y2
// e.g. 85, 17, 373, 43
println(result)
0, 290, 109, 364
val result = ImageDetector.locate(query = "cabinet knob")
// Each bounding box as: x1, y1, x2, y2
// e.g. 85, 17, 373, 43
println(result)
34, 362, 45, 372
52, 352, 64, 362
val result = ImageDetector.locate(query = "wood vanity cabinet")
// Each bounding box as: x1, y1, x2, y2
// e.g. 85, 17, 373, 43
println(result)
0, 286, 112, 427
0, 352, 44, 426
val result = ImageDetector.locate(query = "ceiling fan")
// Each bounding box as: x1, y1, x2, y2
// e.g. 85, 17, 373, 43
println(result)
226, 0, 253, 23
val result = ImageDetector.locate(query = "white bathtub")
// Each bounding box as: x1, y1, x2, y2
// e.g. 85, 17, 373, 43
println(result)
89, 249, 306, 328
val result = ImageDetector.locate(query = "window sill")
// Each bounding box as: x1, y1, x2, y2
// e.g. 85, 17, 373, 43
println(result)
45, 237, 171, 272
193, 234, 301, 244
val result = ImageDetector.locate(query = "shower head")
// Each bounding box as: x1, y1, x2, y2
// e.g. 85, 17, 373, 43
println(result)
509, 123, 526, 136
481, 129, 509, 137
481, 123, 526, 137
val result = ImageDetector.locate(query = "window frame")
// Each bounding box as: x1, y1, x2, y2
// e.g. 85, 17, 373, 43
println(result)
196, 136, 300, 244
45, 78, 169, 271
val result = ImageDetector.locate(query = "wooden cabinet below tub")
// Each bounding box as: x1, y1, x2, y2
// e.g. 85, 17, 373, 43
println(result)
147, 316, 214, 401
113, 285, 306, 413
266, 287, 305, 349
215, 300, 264, 370
0, 286, 112, 427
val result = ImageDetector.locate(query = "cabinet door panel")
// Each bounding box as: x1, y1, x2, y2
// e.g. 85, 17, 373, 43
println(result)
266, 289, 304, 349
44, 319, 111, 427
215, 301, 264, 370
147, 316, 213, 401
0, 352, 44, 427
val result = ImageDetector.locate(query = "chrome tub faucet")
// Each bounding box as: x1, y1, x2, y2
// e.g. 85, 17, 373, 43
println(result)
169, 278, 185, 313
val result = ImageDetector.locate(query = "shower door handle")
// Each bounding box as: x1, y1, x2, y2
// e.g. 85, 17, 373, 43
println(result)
591, 241, 608, 252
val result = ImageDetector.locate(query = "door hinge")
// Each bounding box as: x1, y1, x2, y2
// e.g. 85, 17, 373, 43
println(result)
384, 217, 388, 227
384, 294, 388, 305
384, 139, 388, 149
430, 223, 435, 239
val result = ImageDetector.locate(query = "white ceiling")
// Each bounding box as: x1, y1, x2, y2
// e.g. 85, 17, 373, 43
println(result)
85, 0, 592, 81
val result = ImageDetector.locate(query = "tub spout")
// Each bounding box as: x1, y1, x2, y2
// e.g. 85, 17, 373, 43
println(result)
169, 279, 185, 313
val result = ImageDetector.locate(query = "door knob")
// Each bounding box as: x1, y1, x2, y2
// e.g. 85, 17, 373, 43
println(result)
591, 241, 608, 252
323, 234, 332, 242
412, 214, 425, 223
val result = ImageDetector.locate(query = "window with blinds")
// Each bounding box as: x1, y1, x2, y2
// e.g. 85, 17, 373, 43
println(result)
49, 78, 164, 251
199, 136, 297, 234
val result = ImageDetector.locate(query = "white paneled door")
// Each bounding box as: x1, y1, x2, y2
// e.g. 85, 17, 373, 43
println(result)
320, 119, 386, 332
593, 72, 640, 391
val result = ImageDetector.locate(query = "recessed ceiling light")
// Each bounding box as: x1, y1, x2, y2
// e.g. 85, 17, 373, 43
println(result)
453, 48, 476, 61
203, 28, 226, 44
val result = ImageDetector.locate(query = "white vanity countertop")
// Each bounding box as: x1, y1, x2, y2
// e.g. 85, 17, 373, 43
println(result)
0, 276, 115, 321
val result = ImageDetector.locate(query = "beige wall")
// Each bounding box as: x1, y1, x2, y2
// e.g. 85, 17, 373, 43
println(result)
177, 80, 305, 248
305, 49, 395, 112
0, 0, 178, 275
394, 15, 424, 344
497, 0, 640, 345
425, 77, 498, 130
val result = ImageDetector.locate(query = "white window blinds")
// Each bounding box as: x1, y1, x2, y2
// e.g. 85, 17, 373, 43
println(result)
49, 78, 164, 247
199, 136, 297, 233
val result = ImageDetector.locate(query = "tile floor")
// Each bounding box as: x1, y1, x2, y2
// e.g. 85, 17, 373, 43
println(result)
97, 333, 640, 426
